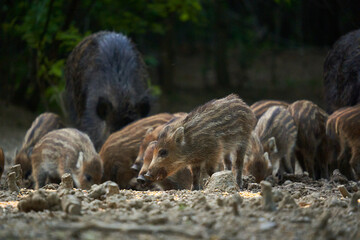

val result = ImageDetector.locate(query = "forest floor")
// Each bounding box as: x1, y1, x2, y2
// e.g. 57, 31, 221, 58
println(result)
1, 101, 360, 240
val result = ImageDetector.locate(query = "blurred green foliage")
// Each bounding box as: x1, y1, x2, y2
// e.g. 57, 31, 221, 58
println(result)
1, 0, 360, 113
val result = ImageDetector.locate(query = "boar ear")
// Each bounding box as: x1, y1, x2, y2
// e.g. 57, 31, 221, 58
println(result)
158, 125, 170, 139
145, 127, 154, 136
76, 152, 84, 169
172, 127, 185, 145
267, 137, 278, 154
96, 97, 113, 120
263, 152, 272, 168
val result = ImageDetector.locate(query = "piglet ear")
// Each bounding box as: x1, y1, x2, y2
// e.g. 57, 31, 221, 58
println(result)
172, 127, 185, 145
263, 152, 272, 168
267, 137, 278, 154
76, 152, 84, 169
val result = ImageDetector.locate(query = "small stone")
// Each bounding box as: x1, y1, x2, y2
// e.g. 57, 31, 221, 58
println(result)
129, 199, 143, 209
105, 182, 119, 196
61, 194, 81, 215
60, 173, 73, 189
278, 193, 298, 209
7, 172, 19, 192
283, 180, 292, 186
261, 181, 276, 211
9, 164, 22, 187
272, 190, 284, 202
88, 184, 106, 199
259, 221, 277, 231
349, 192, 360, 211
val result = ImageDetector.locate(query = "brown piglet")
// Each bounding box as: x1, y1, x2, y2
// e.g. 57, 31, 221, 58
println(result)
99, 113, 174, 189
326, 104, 360, 180
15, 112, 65, 180
131, 112, 187, 173
136, 141, 192, 190
254, 106, 297, 180
31, 128, 102, 189
288, 100, 329, 179
144, 94, 256, 190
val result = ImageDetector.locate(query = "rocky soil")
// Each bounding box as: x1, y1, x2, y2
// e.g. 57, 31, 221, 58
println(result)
1, 102, 360, 240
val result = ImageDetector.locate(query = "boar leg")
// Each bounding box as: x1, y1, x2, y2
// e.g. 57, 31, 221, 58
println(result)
350, 147, 360, 180
34, 167, 48, 189
223, 153, 232, 170
190, 165, 201, 190
233, 144, 247, 189
338, 145, 355, 180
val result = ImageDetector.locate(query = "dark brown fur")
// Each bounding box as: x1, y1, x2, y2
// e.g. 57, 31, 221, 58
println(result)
326, 105, 360, 179
244, 132, 272, 183
65, 31, 151, 150
255, 106, 297, 179
288, 100, 329, 179
251, 100, 289, 121
0, 148, 4, 180
31, 128, 102, 189
14, 112, 64, 179
99, 113, 174, 189
145, 94, 256, 190
323, 29, 360, 113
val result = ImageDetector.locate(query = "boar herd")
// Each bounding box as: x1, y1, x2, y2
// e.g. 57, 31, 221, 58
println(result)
1, 29, 360, 191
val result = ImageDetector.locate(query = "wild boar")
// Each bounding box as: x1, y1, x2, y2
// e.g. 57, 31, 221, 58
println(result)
136, 141, 192, 190
250, 100, 289, 121
323, 29, 360, 113
288, 100, 329, 179
99, 113, 174, 189
131, 112, 187, 173
254, 106, 297, 179
325, 105, 360, 180
14, 112, 65, 179
143, 94, 256, 190
65, 31, 152, 150
243, 132, 272, 183
31, 128, 102, 189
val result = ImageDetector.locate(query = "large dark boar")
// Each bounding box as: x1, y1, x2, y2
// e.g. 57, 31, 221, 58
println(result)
65, 31, 152, 150
250, 100, 289, 121
99, 113, 174, 189
136, 141, 192, 190
323, 29, 360, 113
0, 148, 4, 180
254, 106, 297, 179
31, 128, 102, 189
131, 112, 187, 173
14, 112, 65, 179
288, 100, 329, 179
144, 94, 256, 190
326, 105, 360, 180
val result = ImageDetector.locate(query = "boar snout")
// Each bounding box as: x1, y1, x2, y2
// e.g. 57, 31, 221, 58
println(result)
137, 175, 147, 184
131, 163, 141, 172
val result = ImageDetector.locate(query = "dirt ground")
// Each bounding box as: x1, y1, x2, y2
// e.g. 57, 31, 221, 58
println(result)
1, 100, 360, 240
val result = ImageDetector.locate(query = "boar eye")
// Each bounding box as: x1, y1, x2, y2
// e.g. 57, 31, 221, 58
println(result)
158, 149, 168, 158
85, 174, 92, 182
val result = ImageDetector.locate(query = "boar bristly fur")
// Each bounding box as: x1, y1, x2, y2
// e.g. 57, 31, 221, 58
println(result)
100, 113, 174, 189
15, 112, 64, 179
145, 94, 256, 190
31, 128, 102, 189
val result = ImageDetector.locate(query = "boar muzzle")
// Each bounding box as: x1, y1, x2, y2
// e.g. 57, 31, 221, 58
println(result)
131, 163, 141, 172
137, 175, 147, 184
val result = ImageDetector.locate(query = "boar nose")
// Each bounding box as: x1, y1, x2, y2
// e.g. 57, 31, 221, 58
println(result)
131, 163, 140, 172
137, 175, 147, 184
